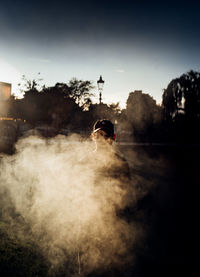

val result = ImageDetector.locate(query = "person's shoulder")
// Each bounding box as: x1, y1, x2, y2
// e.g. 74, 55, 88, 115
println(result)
114, 151, 128, 164
112, 148, 131, 180
112, 146, 128, 165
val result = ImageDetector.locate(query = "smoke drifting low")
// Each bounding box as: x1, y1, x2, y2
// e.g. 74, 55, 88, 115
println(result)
0, 135, 142, 276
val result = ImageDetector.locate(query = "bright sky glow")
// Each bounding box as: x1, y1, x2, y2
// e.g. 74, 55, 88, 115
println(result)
0, 59, 22, 97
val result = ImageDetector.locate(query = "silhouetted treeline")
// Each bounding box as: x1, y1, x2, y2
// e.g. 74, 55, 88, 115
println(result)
162, 70, 200, 142
1, 70, 200, 142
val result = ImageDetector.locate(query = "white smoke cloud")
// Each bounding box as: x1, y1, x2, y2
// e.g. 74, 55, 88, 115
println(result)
0, 134, 142, 276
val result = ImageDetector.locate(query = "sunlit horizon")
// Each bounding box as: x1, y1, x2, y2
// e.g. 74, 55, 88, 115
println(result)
0, 56, 194, 110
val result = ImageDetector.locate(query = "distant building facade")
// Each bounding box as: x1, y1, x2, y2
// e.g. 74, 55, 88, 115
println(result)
0, 81, 11, 100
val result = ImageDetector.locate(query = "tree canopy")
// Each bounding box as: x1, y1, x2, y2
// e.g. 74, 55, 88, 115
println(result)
9, 77, 94, 129
162, 70, 200, 122
1, 70, 200, 143
162, 70, 200, 142
125, 90, 162, 141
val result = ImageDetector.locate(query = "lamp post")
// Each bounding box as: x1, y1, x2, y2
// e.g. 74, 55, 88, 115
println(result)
97, 75, 105, 104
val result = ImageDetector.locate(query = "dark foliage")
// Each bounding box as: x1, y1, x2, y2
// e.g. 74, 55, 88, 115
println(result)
1, 70, 200, 143
162, 70, 200, 142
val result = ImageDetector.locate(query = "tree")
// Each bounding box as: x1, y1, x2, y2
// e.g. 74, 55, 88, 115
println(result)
68, 78, 94, 110
162, 70, 200, 122
41, 85, 81, 129
125, 90, 162, 141
162, 70, 200, 142
18, 73, 44, 97
12, 77, 95, 128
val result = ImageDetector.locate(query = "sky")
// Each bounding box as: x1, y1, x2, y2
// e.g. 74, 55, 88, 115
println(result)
0, 0, 200, 108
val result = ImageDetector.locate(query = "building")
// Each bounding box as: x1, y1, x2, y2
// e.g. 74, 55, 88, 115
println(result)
0, 81, 11, 101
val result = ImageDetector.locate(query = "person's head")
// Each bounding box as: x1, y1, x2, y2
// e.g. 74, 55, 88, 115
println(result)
91, 119, 116, 146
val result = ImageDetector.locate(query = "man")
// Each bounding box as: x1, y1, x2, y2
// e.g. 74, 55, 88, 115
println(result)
91, 119, 116, 148
76, 120, 134, 277
85, 120, 134, 277
91, 119, 131, 183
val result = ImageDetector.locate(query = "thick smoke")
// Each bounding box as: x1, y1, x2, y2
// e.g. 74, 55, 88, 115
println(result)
0, 134, 142, 276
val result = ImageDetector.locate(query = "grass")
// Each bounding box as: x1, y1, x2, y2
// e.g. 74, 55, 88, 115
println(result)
0, 220, 49, 277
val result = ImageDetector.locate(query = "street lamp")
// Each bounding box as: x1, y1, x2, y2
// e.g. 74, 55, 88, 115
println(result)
97, 75, 105, 104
